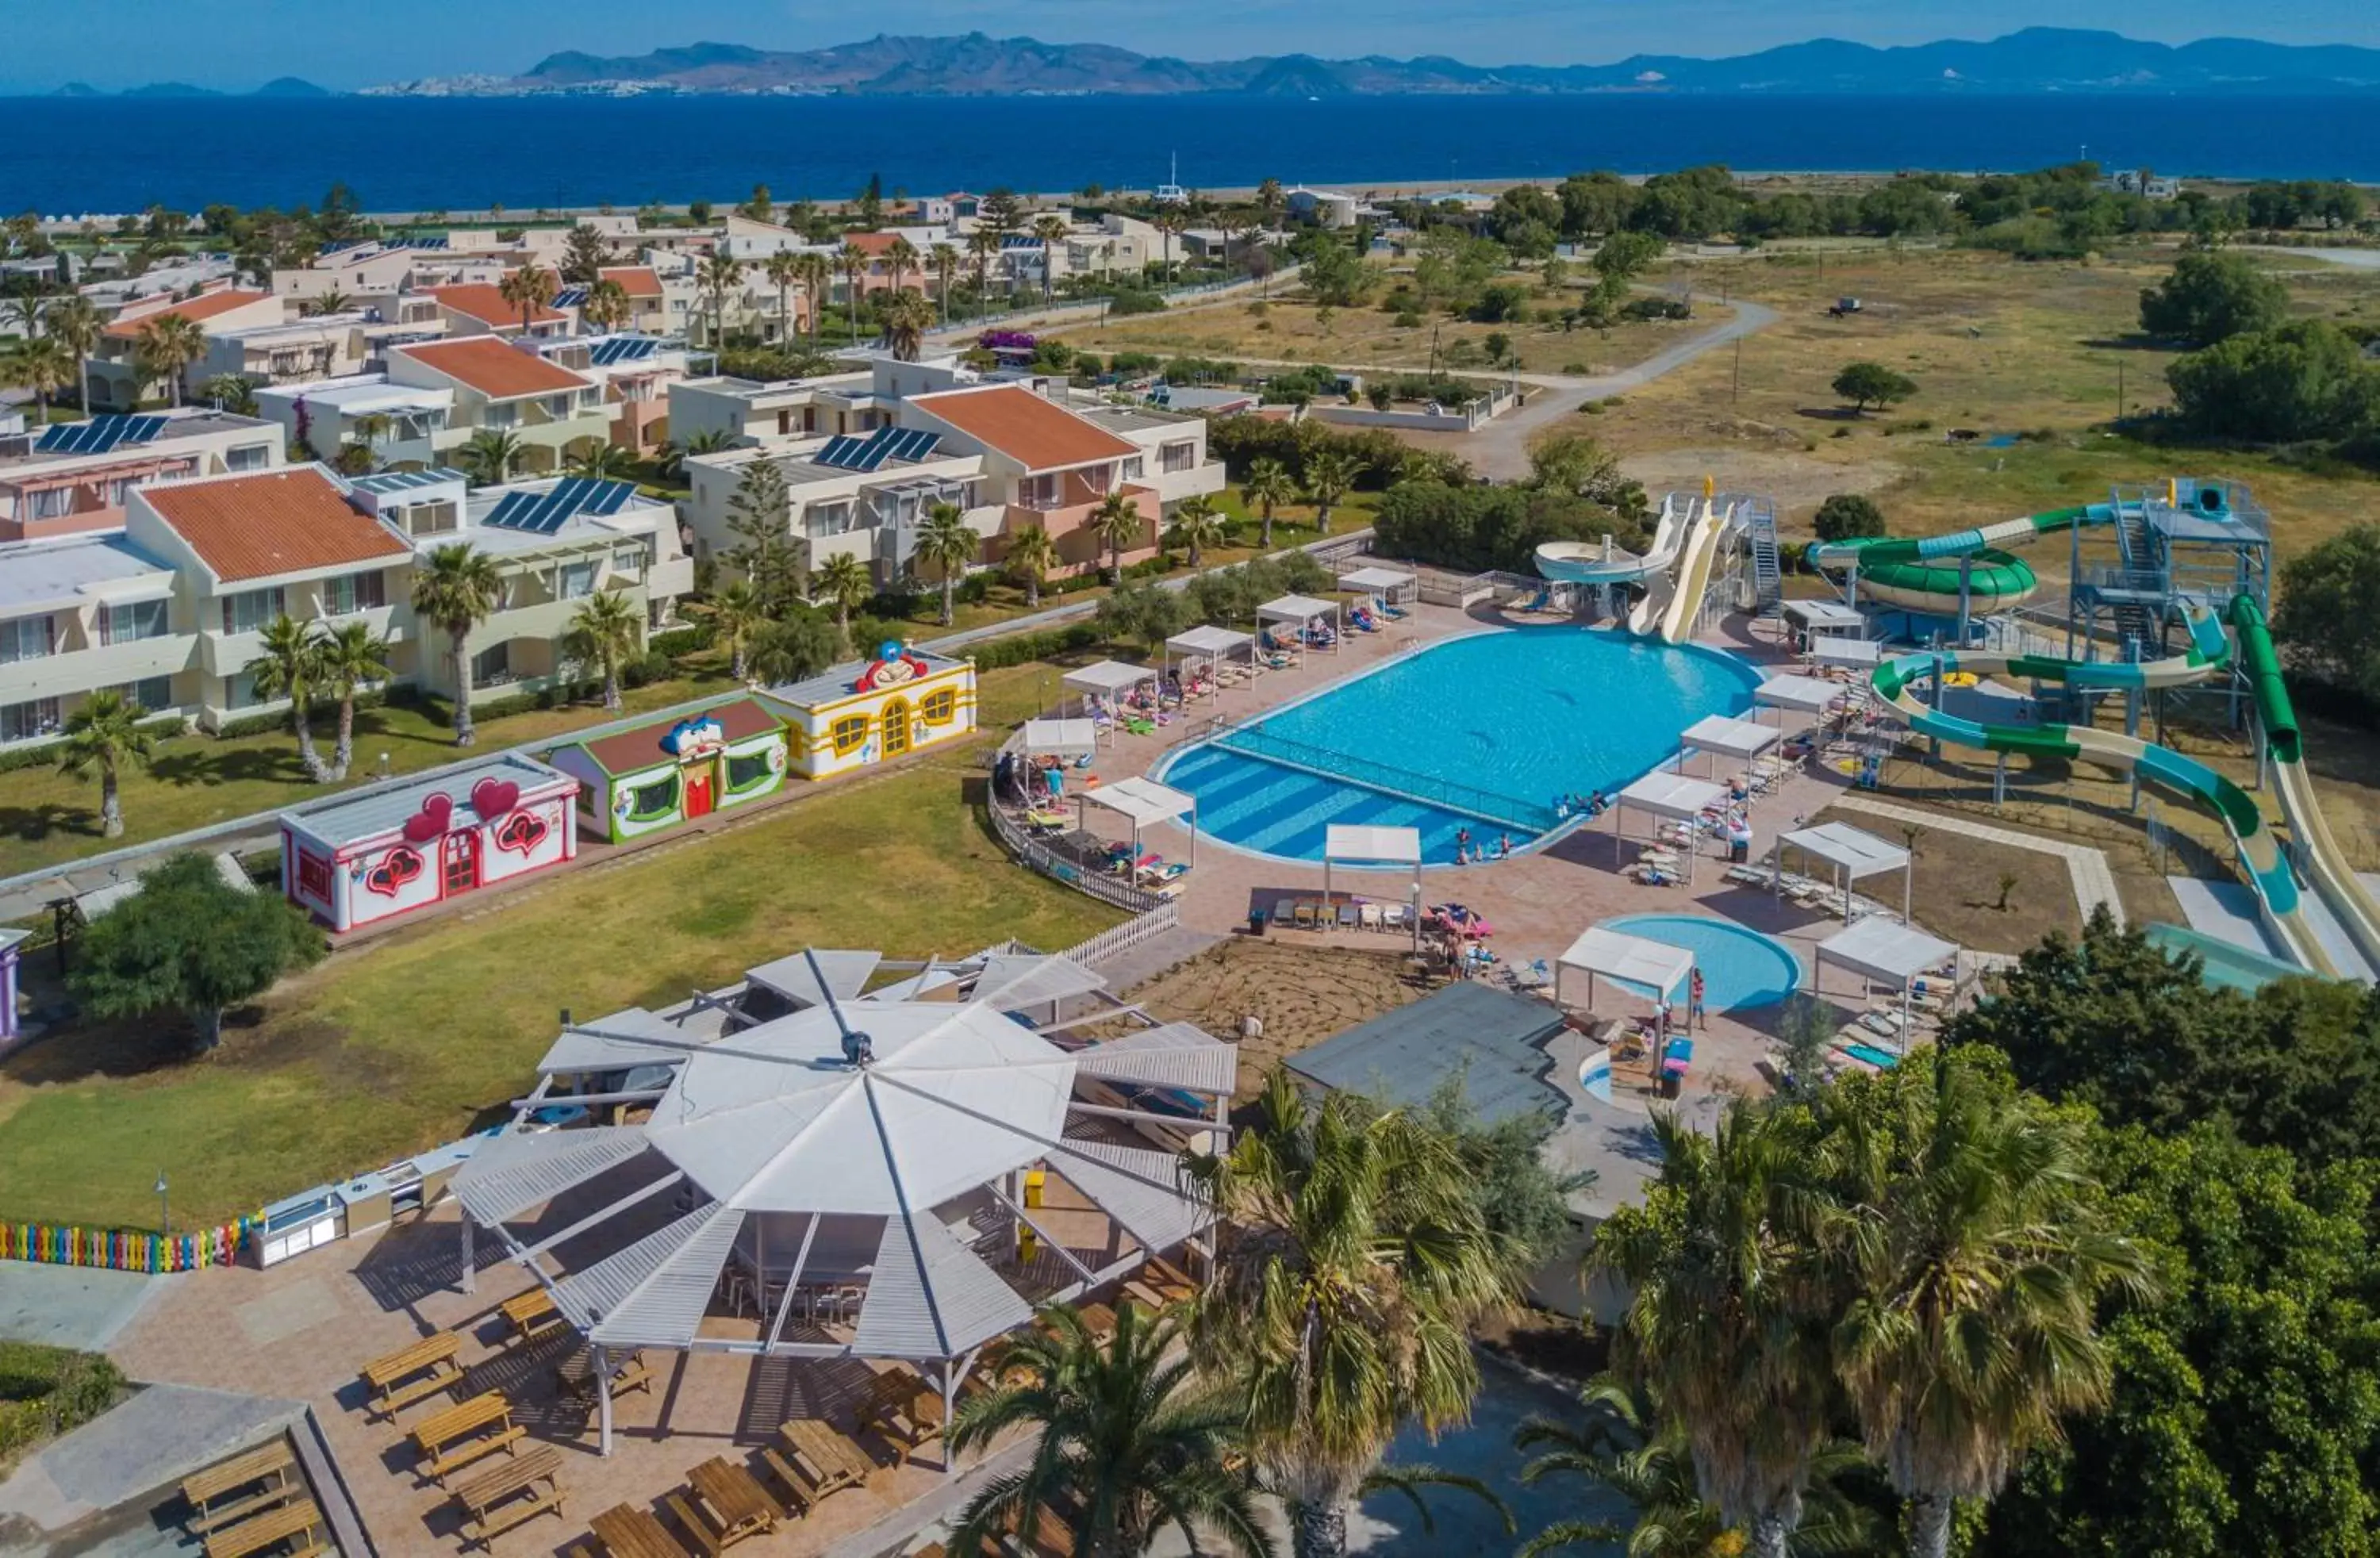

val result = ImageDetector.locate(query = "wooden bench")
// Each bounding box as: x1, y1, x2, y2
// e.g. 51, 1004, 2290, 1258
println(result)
423, 1422, 524, 1484
770, 1420, 870, 1510
500, 1287, 565, 1342
361, 1332, 463, 1422
589, 1502, 692, 1558
412, 1390, 517, 1486
663, 1491, 726, 1557
186, 1482, 300, 1538
558, 1348, 654, 1406
455, 1444, 565, 1551
854, 1369, 944, 1463
181, 1440, 298, 1524
204, 1496, 321, 1558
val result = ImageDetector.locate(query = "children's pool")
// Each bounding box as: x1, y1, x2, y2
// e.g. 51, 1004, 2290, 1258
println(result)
1604, 912, 1803, 1011
1155, 628, 1760, 863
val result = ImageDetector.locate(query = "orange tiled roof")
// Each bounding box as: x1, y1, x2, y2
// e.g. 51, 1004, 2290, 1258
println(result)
908, 386, 1139, 472
599, 266, 664, 299
396, 338, 593, 400
103, 288, 274, 340
842, 232, 903, 257
141, 467, 409, 585
425, 282, 567, 327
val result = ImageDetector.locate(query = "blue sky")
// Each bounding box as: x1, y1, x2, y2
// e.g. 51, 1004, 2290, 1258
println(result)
9, 0, 2374, 92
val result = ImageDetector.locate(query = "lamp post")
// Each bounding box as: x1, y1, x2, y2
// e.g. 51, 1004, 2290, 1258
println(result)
155, 1171, 169, 1237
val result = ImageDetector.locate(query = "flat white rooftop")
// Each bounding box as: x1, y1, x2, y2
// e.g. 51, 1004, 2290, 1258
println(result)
0, 533, 176, 615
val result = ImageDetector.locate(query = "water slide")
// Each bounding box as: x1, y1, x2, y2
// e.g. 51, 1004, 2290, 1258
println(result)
1810, 505, 2115, 616
1869, 601, 2342, 977
1537, 491, 1694, 591
1643, 497, 1733, 643
2232, 597, 2380, 974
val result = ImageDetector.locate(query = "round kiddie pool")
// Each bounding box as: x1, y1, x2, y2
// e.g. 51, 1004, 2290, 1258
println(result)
1604, 913, 1802, 1011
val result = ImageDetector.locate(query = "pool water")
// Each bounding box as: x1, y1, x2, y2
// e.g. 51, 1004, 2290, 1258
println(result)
1604, 912, 1803, 1010
1159, 628, 1760, 863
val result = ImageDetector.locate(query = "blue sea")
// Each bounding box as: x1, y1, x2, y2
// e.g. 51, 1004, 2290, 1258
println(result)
6, 93, 2379, 213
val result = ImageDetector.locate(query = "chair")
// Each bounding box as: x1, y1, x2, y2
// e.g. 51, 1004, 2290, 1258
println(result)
1335, 903, 1361, 931
1292, 902, 1319, 929
1380, 903, 1409, 934
1358, 903, 1383, 931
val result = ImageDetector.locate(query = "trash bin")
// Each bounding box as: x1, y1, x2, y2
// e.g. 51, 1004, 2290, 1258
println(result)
1660, 1070, 1683, 1100
1248, 908, 1268, 937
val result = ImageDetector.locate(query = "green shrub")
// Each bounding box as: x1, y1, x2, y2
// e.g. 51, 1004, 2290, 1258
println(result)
968, 622, 1104, 670
1107, 289, 1166, 316
618, 649, 674, 689
648, 624, 711, 658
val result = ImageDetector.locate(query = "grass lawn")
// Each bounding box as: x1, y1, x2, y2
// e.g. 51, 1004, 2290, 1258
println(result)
0, 708, 1119, 1227
1603, 244, 2380, 570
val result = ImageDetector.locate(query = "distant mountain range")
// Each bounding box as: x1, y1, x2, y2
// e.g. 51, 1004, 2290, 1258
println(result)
346, 28, 2380, 98
56, 76, 329, 98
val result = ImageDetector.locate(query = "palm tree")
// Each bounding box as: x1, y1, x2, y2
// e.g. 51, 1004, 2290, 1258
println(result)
1154, 209, 1188, 284
457, 428, 526, 485
1164, 493, 1226, 569
568, 442, 636, 480
1088, 491, 1144, 583
1823, 1051, 2152, 1558
835, 241, 869, 341
134, 313, 205, 406
1185, 1073, 1517, 1558
808, 552, 873, 657
700, 251, 745, 347
1301, 451, 1361, 535
199, 371, 258, 416
792, 251, 831, 340
299, 284, 352, 318
497, 265, 557, 335
880, 289, 935, 363
883, 234, 919, 297
967, 228, 1000, 320
314, 620, 393, 781
693, 578, 768, 681
763, 251, 803, 342
1256, 178, 1285, 232
582, 277, 631, 334
6, 337, 72, 423
947, 1303, 1273, 1558
565, 588, 643, 712
929, 242, 961, 326
1591, 1105, 1839, 1558
1004, 522, 1060, 607
913, 501, 979, 626
1242, 459, 1299, 550
345, 409, 395, 467
243, 615, 330, 782
409, 543, 504, 745
660, 427, 735, 481
53, 689, 155, 838
41, 295, 102, 413
1515, 1380, 1885, 1558
1033, 213, 1070, 300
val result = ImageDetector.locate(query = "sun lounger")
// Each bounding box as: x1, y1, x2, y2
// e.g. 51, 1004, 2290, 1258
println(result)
1380, 902, 1409, 933
1292, 902, 1319, 929
1358, 903, 1383, 931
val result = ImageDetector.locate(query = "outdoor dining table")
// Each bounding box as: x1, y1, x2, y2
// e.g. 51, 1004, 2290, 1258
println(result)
359, 1331, 461, 1419
202, 1496, 321, 1558
687, 1456, 778, 1545
180, 1440, 297, 1525
589, 1502, 685, 1558
777, 1418, 872, 1502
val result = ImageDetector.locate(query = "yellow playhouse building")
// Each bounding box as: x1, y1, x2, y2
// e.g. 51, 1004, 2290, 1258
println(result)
755, 640, 978, 780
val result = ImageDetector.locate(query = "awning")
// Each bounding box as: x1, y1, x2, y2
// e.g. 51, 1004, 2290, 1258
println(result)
1070, 1023, 1238, 1096
744, 948, 883, 1010
1818, 916, 1956, 986
969, 952, 1109, 1011
451, 1126, 654, 1226
1814, 639, 1883, 668
1165, 625, 1252, 656
1557, 924, 1695, 1011
1785, 599, 1868, 633
1081, 775, 1197, 830
536, 1007, 697, 1077
1324, 823, 1421, 865
1616, 771, 1727, 822
1257, 594, 1338, 621
1776, 820, 1914, 923
1754, 673, 1844, 716
1062, 660, 1158, 696
1679, 713, 1781, 766
1338, 566, 1415, 593
1020, 717, 1100, 758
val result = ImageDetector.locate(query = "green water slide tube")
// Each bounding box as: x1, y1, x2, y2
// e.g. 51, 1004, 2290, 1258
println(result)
2228, 593, 2300, 763
1810, 505, 2111, 615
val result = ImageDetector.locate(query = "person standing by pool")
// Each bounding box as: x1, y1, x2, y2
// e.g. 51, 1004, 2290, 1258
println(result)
1687, 967, 1707, 1031
1455, 827, 1472, 864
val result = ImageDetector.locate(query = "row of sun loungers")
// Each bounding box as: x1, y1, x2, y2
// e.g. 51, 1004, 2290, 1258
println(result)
1267, 897, 1410, 933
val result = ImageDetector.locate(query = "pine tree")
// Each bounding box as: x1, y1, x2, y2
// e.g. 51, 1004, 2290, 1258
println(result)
725, 457, 803, 613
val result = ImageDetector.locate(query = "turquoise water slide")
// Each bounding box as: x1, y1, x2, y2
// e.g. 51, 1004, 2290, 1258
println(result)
1868, 598, 2339, 977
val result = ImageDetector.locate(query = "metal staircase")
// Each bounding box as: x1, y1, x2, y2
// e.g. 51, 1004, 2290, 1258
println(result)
1731, 495, 1784, 620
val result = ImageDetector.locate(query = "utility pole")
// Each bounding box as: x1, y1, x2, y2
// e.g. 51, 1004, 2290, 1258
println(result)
2116, 360, 2125, 420
1733, 337, 1743, 407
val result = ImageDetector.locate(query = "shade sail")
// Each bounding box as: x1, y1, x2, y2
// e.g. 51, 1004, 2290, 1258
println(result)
1785, 599, 1867, 631
1616, 772, 1727, 821
969, 952, 1109, 1011
1081, 775, 1197, 829
1165, 625, 1251, 656
1070, 1023, 1238, 1096
1680, 714, 1781, 762
1062, 660, 1158, 696
851, 1211, 1036, 1359
744, 949, 884, 1011
1779, 822, 1908, 881
1339, 566, 1415, 592
1257, 594, 1337, 620
537, 1006, 695, 1076
1754, 673, 1844, 716
1020, 717, 1099, 757
1818, 916, 1958, 986
1814, 639, 1883, 667
1324, 823, 1422, 865
1559, 925, 1695, 1003
452, 1126, 654, 1226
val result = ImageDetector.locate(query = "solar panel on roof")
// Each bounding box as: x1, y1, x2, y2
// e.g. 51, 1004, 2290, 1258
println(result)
485, 477, 639, 535
34, 414, 170, 456
588, 336, 660, 367
814, 435, 867, 470
551, 287, 588, 309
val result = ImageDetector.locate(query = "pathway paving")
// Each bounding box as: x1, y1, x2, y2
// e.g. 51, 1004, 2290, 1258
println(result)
1833, 794, 2125, 925
0, 1263, 159, 1352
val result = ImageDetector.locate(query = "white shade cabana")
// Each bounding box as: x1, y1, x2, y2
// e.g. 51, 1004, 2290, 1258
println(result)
1774, 820, 1913, 923
1163, 624, 1255, 700
1754, 673, 1846, 727
1557, 924, 1695, 1013
1063, 660, 1161, 744
1813, 638, 1883, 670
1611, 771, 1727, 881
1816, 915, 1960, 1041
1323, 823, 1422, 945
1079, 773, 1200, 866
1338, 565, 1417, 604
1257, 593, 1342, 657
1021, 717, 1099, 759
1677, 713, 1781, 777
1785, 598, 1869, 643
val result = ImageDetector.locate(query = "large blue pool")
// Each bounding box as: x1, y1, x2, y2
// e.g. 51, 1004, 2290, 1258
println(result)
1157, 628, 1760, 863
1604, 913, 1803, 1011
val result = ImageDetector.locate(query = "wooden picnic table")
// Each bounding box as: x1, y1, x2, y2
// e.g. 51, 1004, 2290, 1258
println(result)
589, 1502, 688, 1558
361, 1331, 463, 1420
454, 1444, 564, 1549
500, 1287, 563, 1341
203, 1496, 321, 1558
770, 1418, 871, 1507
412, 1390, 521, 1486
686, 1457, 777, 1546
181, 1440, 296, 1524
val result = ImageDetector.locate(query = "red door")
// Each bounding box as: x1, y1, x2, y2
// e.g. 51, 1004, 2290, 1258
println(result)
442, 831, 478, 896
684, 764, 714, 819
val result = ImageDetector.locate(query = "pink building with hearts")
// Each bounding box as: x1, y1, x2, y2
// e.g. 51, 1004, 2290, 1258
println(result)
278, 754, 578, 933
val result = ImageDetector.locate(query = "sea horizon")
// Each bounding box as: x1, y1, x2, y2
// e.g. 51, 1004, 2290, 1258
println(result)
6, 91, 2377, 213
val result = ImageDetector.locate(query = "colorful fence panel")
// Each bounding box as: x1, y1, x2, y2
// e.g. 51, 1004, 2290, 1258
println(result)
0, 1215, 258, 1275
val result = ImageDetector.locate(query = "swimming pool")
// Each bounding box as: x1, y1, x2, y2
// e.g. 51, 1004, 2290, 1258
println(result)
1604, 913, 1803, 1011
1157, 628, 1760, 863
